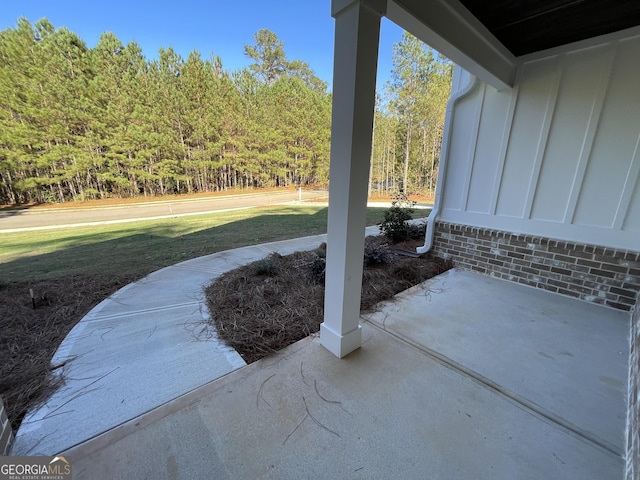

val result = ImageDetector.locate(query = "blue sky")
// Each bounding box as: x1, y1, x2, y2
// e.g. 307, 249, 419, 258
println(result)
0, 0, 404, 90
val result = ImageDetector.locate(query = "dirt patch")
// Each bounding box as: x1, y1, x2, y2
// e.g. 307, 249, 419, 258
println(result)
204, 236, 451, 363
0, 186, 313, 210
0, 274, 142, 431
368, 193, 435, 203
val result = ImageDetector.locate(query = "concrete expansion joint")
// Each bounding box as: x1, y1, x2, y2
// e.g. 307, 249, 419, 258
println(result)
83, 301, 201, 322
173, 264, 226, 274
362, 318, 622, 459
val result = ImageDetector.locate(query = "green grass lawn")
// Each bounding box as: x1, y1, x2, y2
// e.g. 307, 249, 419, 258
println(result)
0, 205, 388, 282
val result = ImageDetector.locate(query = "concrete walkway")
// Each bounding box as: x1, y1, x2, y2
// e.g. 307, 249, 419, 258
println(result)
12, 229, 379, 456
11, 234, 630, 479
61, 269, 630, 480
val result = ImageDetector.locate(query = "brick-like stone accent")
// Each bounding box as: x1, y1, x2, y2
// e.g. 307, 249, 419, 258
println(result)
431, 222, 640, 311
0, 395, 13, 455
626, 294, 640, 480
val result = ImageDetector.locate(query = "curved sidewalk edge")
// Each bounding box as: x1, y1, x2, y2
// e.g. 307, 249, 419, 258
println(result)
11, 226, 380, 456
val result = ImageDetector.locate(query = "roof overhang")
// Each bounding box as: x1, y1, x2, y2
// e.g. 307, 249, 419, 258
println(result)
384, 0, 640, 90
387, 0, 516, 89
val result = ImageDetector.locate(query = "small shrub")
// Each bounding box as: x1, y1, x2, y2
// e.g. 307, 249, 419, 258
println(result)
306, 243, 327, 283
364, 241, 395, 266
254, 253, 281, 276
407, 221, 426, 240
379, 193, 417, 243
309, 256, 326, 283
314, 242, 327, 259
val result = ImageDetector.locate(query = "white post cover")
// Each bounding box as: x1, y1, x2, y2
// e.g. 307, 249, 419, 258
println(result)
320, 0, 384, 358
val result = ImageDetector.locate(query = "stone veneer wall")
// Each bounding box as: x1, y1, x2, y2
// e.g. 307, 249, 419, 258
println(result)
626, 293, 640, 480
431, 222, 640, 311
0, 395, 12, 455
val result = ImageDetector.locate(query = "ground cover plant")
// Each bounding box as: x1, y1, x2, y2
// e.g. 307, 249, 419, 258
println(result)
0, 204, 387, 430
205, 234, 451, 363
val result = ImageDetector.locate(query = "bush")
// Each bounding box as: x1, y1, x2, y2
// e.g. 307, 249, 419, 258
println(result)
379, 193, 417, 243
253, 253, 282, 276
407, 221, 426, 240
309, 256, 326, 283
313, 242, 327, 258
364, 240, 395, 266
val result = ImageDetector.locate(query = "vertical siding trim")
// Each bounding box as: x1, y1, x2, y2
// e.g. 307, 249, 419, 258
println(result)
615, 131, 640, 230
524, 57, 562, 219
490, 84, 519, 215
566, 44, 618, 224
462, 83, 486, 211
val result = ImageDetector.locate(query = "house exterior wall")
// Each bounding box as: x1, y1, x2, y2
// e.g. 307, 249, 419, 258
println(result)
432, 221, 639, 311
431, 27, 640, 310
439, 28, 640, 252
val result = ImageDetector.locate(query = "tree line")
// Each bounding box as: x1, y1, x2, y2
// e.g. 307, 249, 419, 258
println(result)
0, 19, 451, 205
371, 32, 453, 196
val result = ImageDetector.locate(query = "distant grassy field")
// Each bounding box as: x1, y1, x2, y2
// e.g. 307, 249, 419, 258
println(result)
0, 205, 388, 282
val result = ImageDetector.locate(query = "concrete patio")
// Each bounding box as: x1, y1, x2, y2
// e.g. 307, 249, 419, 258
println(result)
62, 268, 630, 480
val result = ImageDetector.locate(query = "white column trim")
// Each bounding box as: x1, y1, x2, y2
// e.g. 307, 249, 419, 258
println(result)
321, 0, 383, 358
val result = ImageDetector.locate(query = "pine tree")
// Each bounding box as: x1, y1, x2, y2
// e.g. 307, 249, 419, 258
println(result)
0, 20, 334, 204
381, 32, 452, 196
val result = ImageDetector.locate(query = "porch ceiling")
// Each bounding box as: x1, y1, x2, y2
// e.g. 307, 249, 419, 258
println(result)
458, 0, 640, 57
386, 0, 640, 88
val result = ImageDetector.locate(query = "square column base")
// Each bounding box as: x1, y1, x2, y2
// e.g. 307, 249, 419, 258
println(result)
320, 323, 362, 358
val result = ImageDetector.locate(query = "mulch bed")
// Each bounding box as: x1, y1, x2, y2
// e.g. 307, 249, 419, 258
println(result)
204, 236, 452, 363
0, 274, 141, 431
1, 234, 451, 432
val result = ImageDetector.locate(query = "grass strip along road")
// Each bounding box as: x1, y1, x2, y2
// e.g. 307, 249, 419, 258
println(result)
0, 205, 386, 281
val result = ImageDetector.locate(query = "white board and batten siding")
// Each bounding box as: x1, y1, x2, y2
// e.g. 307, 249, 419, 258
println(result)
441, 26, 640, 252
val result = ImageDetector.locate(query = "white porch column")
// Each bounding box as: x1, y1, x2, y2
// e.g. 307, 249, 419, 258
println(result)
320, 0, 384, 358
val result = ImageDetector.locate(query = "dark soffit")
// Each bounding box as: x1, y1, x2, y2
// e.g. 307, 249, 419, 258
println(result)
457, 0, 640, 56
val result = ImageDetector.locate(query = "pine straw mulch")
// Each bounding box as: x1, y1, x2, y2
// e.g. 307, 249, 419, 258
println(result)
204, 236, 452, 363
0, 273, 141, 431
0, 236, 450, 432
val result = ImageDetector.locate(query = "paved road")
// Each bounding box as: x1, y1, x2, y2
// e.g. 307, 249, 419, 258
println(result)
0, 190, 328, 232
